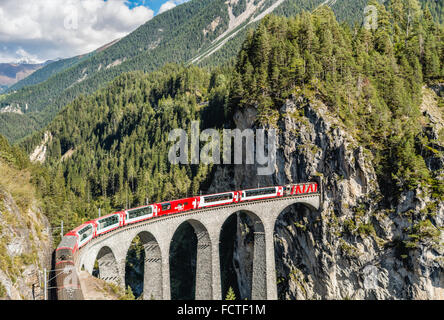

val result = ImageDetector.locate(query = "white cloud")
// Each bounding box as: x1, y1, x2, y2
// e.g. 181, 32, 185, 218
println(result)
0, 0, 154, 63
158, 1, 177, 14
158, 0, 189, 15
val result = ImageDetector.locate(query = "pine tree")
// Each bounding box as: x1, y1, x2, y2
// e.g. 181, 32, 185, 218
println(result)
225, 287, 236, 300
120, 286, 136, 300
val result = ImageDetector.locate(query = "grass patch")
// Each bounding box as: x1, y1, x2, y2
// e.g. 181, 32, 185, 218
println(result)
339, 239, 359, 258
106, 283, 136, 300
0, 162, 35, 213
0, 282, 6, 298
404, 219, 441, 249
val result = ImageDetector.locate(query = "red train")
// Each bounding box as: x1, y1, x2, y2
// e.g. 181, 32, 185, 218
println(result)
59, 183, 318, 253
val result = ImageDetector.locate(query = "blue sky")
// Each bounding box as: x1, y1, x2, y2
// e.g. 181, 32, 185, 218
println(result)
0, 0, 190, 63
125, 0, 189, 15
125, 0, 168, 14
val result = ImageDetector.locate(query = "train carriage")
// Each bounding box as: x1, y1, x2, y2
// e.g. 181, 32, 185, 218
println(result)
55, 235, 83, 300
63, 222, 95, 250
287, 183, 318, 195
124, 205, 157, 225
94, 212, 125, 237
239, 186, 284, 202
197, 191, 238, 209
156, 197, 197, 216
60, 183, 319, 255
55, 235, 78, 261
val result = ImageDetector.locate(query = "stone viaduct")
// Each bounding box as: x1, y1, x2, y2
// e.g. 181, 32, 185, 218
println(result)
75, 193, 321, 300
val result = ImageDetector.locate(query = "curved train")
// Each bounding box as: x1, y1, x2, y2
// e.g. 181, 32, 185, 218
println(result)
60, 183, 318, 253
55, 182, 318, 299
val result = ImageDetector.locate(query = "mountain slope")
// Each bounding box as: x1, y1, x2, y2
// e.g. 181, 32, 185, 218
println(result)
0, 135, 53, 300
0, 0, 376, 143
6, 57, 87, 93
0, 62, 51, 92
20, 64, 228, 210
1, 0, 440, 144
6, 40, 125, 94
22, 1, 443, 232
20, 2, 443, 299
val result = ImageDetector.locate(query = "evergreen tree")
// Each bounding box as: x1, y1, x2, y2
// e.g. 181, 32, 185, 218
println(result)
225, 287, 236, 300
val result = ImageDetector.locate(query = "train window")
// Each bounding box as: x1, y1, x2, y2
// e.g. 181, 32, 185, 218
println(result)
162, 203, 171, 211
78, 225, 92, 241
244, 188, 276, 198
78, 225, 91, 235
98, 215, 119, 230
127, 206, 153, 220
204, 193, 233, 203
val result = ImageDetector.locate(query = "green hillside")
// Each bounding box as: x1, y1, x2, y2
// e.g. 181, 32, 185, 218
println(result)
20, 64, 230, 217
0, 133, 89, 246
6, 55, 91, 93
18, 0, 443, 231
420, 0, 443, 24
0, 0, 382, 143
230, 0, 443, 195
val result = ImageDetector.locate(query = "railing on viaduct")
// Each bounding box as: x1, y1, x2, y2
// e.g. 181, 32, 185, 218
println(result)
56, 187, 322, 300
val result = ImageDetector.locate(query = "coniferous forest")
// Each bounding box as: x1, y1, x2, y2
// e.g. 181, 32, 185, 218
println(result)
1, 0, 438, 244
1, 0, 439, 143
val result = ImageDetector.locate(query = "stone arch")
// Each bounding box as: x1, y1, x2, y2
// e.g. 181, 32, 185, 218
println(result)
286, 198, 319, 212
169, 219, 212, 300
125, 231, 162, 300
273, 202, 319, 300
95, 246, 120, 285
219, 210, 266, 300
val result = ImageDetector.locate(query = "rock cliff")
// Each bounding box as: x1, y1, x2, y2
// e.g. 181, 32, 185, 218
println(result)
208, 87, 444, 300
0, 162, 52, 300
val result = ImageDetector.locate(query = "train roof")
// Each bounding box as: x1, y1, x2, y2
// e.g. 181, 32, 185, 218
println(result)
125, 205, 154, 211
57, 235, 78, 250
67, 221, 95, 235
158, 196, 195, 204
200, 191, 235, 197
241, 186, 280, 191
94, 212, 122, 221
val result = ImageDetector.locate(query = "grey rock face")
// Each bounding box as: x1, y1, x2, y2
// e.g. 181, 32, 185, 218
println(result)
0, 189, 52, 300
208, 93, 443, 300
